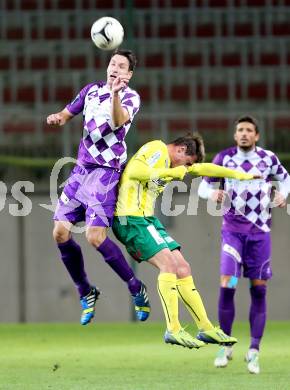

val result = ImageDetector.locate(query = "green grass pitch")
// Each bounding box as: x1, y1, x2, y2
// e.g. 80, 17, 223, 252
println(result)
1, 321, 290, 390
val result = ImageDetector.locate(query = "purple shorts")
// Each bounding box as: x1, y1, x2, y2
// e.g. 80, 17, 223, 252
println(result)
54, 165, 121, 227
220, 230, 272, 280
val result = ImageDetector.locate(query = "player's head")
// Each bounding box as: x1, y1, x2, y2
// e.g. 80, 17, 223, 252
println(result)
234, 115, 260, 151
107, 49, 137, 87
168, 133, 205, 167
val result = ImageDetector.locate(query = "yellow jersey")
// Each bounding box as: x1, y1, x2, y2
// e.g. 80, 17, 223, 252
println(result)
115, 140, 170, 216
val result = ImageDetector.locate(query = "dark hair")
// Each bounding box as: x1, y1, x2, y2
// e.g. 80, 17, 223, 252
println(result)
235, 115, 259, 133
111, 49, 137, 71
171, 133, 205, 163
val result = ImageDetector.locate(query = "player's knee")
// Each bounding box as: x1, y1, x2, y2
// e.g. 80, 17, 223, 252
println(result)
53, 226, 70, 243
221, 275, 238, 288
176, 262, 191, 279
86, 229, 106, 247
250, 284, 267, 298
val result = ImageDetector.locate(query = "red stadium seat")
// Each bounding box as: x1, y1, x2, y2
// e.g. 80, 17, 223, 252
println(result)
43, 27, 63, 40
171, 85, 190, 101
0, 57, 10, 70
6, 27, 24, 39
145, 54, 165, 68
82, 0, 114, 8
3, 120, 36, 133
196, 118, 229, 131
247, 83, 268, 100
30, 56, 50, 70
222, 53, 242, 67
182, 53, 203, 67
138, 86, 151, 102
136, 119, 154, 132
69, 56, 87, 69
55, 86, 74, 102
3, 87, 12, 103
17, 86, 35, 103
272, 22, 290, 36
168, 119, 191, 132
260, 53, 280, 66
233, 23, 253, 37
195, 23, 215, 38
209, 84, 229, 100
274, 116, 290, 130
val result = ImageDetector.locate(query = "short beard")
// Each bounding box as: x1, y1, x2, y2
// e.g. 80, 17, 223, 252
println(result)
238, 144, 255, 152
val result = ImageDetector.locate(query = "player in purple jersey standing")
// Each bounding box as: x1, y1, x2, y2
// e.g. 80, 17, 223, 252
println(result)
198, 116, 290, 374
46, 49, 150, 325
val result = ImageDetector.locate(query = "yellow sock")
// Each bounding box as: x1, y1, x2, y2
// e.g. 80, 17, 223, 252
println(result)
157, 273, 181, 334
176, 276, 213, 331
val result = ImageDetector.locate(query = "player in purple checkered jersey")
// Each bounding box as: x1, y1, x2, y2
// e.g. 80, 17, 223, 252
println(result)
46, 49, 150, 325
198, 116, 290, 374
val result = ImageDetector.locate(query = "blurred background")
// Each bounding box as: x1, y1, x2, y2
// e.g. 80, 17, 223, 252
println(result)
0, 0, 289, 323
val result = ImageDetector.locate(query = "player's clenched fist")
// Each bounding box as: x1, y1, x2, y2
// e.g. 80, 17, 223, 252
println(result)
47, 113, 65, 126
47, 109, 73, 126
169, 166, 187, 180
211, 189, 226, 203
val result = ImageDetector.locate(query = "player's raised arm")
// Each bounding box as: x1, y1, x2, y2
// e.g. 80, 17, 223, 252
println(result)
126, 156, 187, 181
187, 163, 261, 180
111, 76, 131, 127
46, 108, 74, 126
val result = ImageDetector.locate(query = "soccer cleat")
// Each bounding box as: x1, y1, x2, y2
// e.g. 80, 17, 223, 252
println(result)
245, 349, 260, 374
196, 326, 237, 345
80, 286, 101, 325
214, 346, 233, 368
131, 282, 151, 321
164, 329, 206, 349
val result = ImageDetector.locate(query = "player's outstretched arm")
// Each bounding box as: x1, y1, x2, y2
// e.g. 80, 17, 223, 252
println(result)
46, 108, 74, 126
188, 163, 261, 180
126, 159, 187, 181
111, 76, 130, 127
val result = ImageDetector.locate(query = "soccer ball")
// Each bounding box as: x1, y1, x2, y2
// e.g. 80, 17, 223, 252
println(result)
91, 17, 124, 51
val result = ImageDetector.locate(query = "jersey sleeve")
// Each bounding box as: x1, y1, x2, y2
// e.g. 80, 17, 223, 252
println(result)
66, 83, 96, 116
121, 90, 141, 122
270, 153, 290, 197
203, 152, 224, 183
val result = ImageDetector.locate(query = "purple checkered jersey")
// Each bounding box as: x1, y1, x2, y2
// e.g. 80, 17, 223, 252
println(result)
66, 81, 140, 170
200, 146, 290, 233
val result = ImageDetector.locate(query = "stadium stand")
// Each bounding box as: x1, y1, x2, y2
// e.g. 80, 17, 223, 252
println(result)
0, 1, 290, 155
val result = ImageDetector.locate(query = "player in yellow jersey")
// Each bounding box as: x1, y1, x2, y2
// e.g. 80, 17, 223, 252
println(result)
113, 133, 260, 349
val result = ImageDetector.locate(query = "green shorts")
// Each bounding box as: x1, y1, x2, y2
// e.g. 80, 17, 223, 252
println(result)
112, 216, 181, 262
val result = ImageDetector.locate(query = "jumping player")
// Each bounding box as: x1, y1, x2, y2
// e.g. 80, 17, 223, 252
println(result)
112, 133, 259, 348
47, 49, 150, 325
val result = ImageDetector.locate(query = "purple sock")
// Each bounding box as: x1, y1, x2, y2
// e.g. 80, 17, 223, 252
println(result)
218, 287, 236, 335
249, 285, 267, 351
57, 238, 91, 297
97, 237, 141, 295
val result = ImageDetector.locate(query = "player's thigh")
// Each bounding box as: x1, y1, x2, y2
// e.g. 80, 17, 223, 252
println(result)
148, 216, 181, 252
244, 232, 272, 280
85, 168, 120, 227
112, 216, 169, 262
54, 165, 86, 225
148, 248, 177, 273
220, 230, 244, 278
